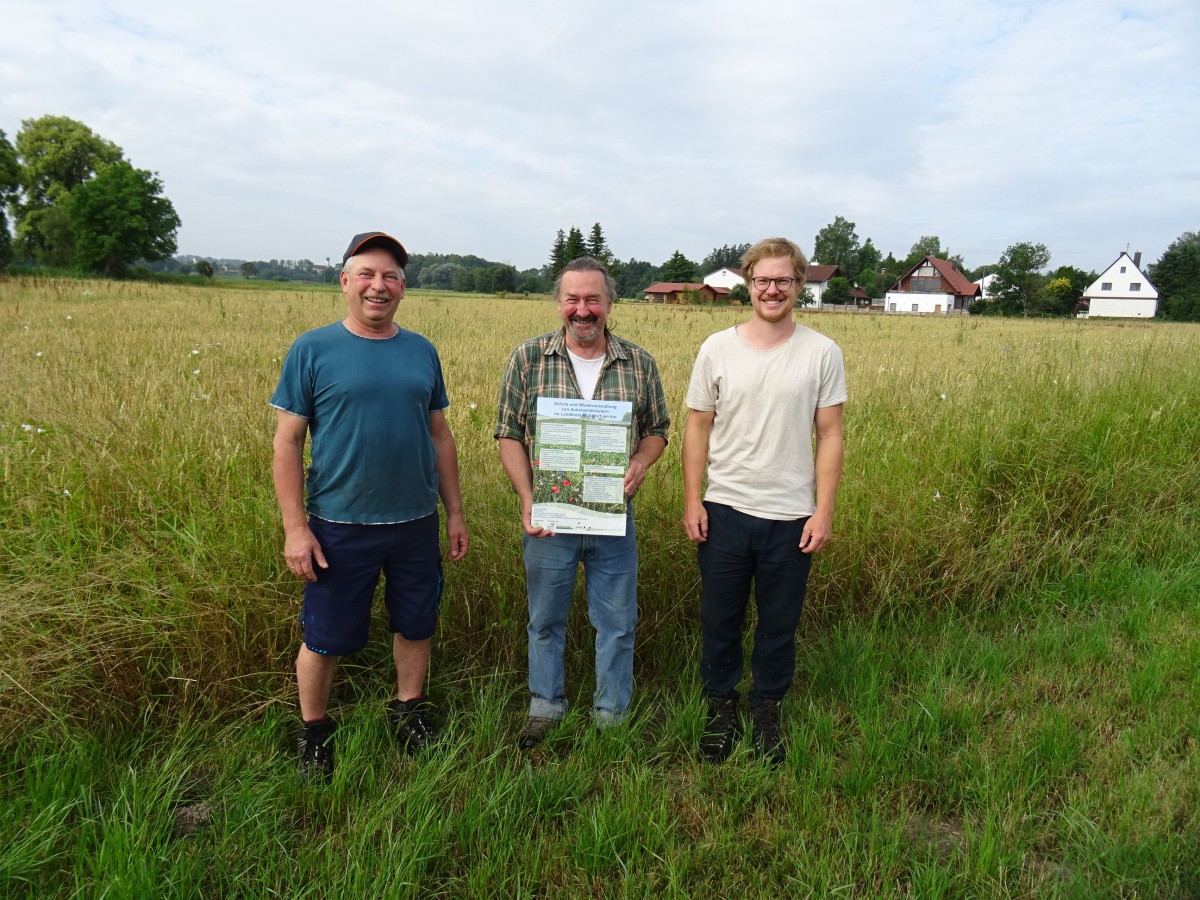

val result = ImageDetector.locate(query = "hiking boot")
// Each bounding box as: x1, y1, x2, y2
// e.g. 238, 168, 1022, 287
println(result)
297, 716, 337, 781
751, 699, 786, 766
389, 697, 438, 755
698, 696, 739, 763
518, 715, 557, 750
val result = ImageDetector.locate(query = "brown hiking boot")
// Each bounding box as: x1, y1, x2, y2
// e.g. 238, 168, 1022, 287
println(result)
518, 715, 557, 750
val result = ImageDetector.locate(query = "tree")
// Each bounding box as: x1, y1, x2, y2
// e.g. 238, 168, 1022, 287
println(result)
982, 242, 1051, 316
1150, 232, 1200, 321
616, 258, 659, 298
452, 268, 477, 292
67, 161, 180, 277
700, 243, 750, 274
563, 227, 587, 263
194, 259, 214, 278
586, 223, 614, 267
823, 276, 852, 305
239, 261, 258, 279
812, 216, 861, 278
729, 283, 749, 304
14, 115, 124, 265
1033, 265, 1093, 317
855, 238, 882, 286
0, 129, 18, 266
661, 250, 697, 283
549, 229, 567, 279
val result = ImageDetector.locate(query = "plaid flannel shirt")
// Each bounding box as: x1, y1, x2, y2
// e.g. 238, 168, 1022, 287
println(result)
494, 328, 670, 458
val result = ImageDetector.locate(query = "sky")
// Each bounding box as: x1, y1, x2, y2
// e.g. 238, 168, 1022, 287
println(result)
2, 0, 1198, 275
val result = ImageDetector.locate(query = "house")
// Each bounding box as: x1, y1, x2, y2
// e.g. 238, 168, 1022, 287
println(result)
1080, 251, 1158, 318
702, 267, 744, 290
975, 272, 998, 298
804, 264, 841, 308
642, 282, 731, 304
884, 256, 979, 314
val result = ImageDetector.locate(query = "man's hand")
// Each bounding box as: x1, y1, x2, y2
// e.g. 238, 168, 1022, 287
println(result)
284, 524, 328, 582
520, 498, 554, 538
682, 498, 708, 543
444, 510, 470, 560
799, 509, 833, 554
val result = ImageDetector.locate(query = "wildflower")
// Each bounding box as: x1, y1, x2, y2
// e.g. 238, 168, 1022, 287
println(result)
469, 402, 478, 410
550, 486, 560, 493
62, 489, 71, 496
934, 491, 942, 500
36, 351, 43, 357
21, 423, 33, 432
191, 349, 200, 356
562, 479, 571, 486
67, 315, 73, 320
192, 369, 200, 375
939, 393, 946, 401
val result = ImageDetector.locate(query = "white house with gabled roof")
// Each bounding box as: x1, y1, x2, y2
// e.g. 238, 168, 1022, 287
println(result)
702, 267, 745, 290
1081, 251, 1158, 318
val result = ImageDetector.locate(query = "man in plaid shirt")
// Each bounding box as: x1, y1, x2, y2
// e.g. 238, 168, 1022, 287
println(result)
495, 257, 669, 748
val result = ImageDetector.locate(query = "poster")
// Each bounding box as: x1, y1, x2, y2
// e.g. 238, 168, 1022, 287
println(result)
530, 397, 632, 535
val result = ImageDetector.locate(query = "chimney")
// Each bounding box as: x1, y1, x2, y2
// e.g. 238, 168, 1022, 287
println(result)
1133, 250, 1142, 268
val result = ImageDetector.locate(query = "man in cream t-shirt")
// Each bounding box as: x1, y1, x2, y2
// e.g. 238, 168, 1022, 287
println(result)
682, 236, 847, 766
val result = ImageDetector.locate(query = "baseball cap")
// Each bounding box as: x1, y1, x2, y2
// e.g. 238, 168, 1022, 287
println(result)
342, 231, 409, 268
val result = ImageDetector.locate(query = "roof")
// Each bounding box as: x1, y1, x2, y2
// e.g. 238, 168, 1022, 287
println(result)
643, 282, 726, 294
890, 256, 980, 297
703, 267, 742, 277
805, 264, 840, 283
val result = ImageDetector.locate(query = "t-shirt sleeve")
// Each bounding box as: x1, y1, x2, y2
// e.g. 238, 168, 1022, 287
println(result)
817, 342, 848, 408
684, 342, 717, 412
269, 340, 313, 418
429, 347, 450, 412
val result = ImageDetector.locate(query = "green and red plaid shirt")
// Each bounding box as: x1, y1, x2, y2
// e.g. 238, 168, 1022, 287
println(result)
494, 328, 670, 458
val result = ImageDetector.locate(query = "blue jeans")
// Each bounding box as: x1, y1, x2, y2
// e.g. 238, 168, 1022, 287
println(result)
523, 512, 637, 725
698, 502, 812, 706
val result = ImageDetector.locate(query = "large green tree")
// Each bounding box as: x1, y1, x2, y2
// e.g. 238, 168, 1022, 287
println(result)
1150, 231, 1200, 321
14, 115, 124, 265
0, 129, 19, 266
977, 242, 1051, 316
700, 242, 750, 273
661, 250, 697, 283
813, 215, 861, 278
67, 161, 180, 277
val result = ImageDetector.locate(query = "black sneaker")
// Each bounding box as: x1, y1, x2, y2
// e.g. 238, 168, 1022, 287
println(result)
389, 697, 437, 755
751, 699, 786, 766
517, 715, 557, 750
698, 696, 739, 763
297, 716, 337, 781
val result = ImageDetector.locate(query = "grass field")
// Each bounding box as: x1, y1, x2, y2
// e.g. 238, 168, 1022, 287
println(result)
2, 276, 1198, 896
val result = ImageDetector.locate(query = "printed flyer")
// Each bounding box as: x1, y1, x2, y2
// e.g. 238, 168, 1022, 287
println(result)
530, 397, 632, 535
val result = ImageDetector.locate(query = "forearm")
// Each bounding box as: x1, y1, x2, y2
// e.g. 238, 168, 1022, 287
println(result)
497, 437, 534, 502
812, 432, 844, 516
681, 414, 711, 506
432, 432, 465, 517
272, 440, 310, 532
630, 435, 666, 470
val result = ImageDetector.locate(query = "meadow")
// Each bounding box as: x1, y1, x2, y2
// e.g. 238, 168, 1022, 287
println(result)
1, 276, 1198, 897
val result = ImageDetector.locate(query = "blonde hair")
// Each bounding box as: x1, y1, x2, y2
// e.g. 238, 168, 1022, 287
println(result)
741, 238, 809, 286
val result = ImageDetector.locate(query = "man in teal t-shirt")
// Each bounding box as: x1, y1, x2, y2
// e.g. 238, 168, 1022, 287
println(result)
271, 231, 469, 780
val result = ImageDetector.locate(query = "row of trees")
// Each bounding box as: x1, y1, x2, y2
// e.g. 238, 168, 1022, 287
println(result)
0, 116, 180, 277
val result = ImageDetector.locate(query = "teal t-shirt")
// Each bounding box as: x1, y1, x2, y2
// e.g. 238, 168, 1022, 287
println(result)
271, 322, 449, 524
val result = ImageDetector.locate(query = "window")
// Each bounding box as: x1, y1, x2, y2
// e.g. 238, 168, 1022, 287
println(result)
909, 276, 943, 293
1120, 266, 1127, 273
911, 303, 919, 312
1101, 282, 1112, 291
1130, 282, 1141, 291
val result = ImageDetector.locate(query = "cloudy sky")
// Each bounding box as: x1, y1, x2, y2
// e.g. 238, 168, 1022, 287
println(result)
3, 0, 1197, 274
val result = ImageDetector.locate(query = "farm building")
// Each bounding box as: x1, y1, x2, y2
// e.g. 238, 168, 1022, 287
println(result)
1080, 251, 1158, 318
884, 256, 979, 314
642, 282, 731, 304
702, 267, 744, 290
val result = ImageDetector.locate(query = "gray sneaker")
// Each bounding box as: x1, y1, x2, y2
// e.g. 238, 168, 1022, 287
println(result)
389, 697, 438, 755
297, 716, 337, 781
698, 696, 739, 763
518, 715, 557, 750
751, 699, 786, 766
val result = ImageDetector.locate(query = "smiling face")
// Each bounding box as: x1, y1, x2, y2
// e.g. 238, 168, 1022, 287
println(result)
340, 247, 405, 337
747, 254, 802, 324
557, 269, 612, 353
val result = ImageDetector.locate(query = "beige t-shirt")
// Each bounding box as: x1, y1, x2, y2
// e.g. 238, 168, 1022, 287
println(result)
685, 324, 847, 520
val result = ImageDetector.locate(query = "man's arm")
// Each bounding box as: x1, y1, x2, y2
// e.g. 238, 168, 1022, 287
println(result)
272, 409, 327, 581
497, 436, 553, 537
681, 408, 715, 542
800, 403, 844, 554
429, 409, 469, 561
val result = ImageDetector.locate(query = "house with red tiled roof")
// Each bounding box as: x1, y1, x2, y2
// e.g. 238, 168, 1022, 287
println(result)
884, 256, 979, 314
702, 267, 744, 290
804, 264, 842, 308
643, 282, 731, 304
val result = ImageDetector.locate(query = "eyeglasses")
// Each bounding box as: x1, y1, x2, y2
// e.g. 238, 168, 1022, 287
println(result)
750, 276, 797, 291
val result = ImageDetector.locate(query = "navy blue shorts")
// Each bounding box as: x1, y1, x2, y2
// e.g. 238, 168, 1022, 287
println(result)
300, 514, 443, 656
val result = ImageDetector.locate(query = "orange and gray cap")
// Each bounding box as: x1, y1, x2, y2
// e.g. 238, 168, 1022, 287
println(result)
342, 231, 408, 268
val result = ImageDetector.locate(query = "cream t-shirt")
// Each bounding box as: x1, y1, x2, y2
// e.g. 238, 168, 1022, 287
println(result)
685, 324, 847, 520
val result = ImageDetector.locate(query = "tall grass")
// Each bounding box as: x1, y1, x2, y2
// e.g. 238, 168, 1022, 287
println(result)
2, 277, 1199, 894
